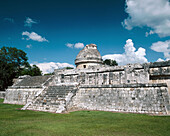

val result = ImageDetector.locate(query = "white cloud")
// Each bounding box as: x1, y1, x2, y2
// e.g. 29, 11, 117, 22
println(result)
22, 31, 48, 42
74, 43, 84, 49
145, 30, 154, 37
157, 58, 165, 62
102, 39, 148, 65
26, 44, 32, 48
151, 40, 170, 60
33, 62, 75, 74
66, 43, 84, 49
66, 43, 74, 48
24, 17, 37, 27
122, 0, 170, 37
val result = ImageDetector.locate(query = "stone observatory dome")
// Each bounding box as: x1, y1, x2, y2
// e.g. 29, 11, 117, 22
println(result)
75, 44, 103, 69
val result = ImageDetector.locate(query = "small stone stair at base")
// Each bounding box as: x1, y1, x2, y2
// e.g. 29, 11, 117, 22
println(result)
27, 85, 77, 113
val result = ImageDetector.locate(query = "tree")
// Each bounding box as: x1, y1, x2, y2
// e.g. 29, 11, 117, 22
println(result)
65, 67, 74, 69
44, 72, 54, 76
0, 46, 29, 90
20, 65, 42, 76
103, 59, 118, 66
0, 46, 42, 91
0, 59, 14, 91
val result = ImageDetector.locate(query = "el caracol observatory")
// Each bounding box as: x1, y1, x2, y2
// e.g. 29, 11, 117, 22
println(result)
75, 44, 103, 69
3, 43, 170, 115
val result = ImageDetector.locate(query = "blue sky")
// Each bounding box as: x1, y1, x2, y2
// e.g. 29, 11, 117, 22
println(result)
0, 0, 170, 73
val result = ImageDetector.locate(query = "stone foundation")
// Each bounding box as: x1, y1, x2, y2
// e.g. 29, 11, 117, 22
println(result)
68, 84, 170, 115
4, 87, 44, 105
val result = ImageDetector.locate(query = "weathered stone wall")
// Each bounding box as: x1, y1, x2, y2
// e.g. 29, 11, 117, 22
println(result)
55, 61, 170, 86
3, 75, 53, 105
4, 87, 43, 105
149, 61, 170, 83
55, 65, 150, 85
0, 91, 6, 99
67, 84, 170, 115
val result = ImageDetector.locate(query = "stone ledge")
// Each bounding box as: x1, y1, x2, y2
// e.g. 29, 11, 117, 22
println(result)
80, 83, 167, 88
148, 60, 170, 68
8, 86, 43, 89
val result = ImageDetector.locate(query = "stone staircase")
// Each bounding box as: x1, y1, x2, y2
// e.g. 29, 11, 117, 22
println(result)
26, 85, 77, 113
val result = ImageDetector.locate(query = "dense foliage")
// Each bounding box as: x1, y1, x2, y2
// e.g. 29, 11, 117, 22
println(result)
65, 67, 74, 69
20, 65, 42, 76
0, 46, 41, 90
44, 72, 54, 76
103, 59, 118, 66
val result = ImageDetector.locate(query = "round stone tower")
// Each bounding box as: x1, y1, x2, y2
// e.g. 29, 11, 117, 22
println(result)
75, 44, 103, 69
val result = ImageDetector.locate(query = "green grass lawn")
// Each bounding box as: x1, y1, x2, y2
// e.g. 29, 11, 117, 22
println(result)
0, 99, 170, 136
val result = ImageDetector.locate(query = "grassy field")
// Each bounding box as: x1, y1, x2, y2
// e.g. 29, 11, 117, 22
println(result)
0, 99, 170, 136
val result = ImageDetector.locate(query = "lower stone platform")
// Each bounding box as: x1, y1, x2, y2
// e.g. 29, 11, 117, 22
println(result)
68, 84, 170, 115
4, 83, 170, 115
4, 87, 43, 105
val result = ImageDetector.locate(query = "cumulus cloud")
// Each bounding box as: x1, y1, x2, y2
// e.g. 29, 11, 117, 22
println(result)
33, 62, 75, 74
22, 31, 48, 42
24, 17, 38, 27
122, 0, 170, 37
102, 39, 148, 65
66, 43, 84, 49
151, 40, 170, 60
26, 44, 32, 48
3, 18, 14, 23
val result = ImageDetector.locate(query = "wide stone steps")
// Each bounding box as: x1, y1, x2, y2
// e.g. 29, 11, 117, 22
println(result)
26, 85, 77, 113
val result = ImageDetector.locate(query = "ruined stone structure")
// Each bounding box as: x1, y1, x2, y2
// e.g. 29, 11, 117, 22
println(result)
4, 44, 170, 115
